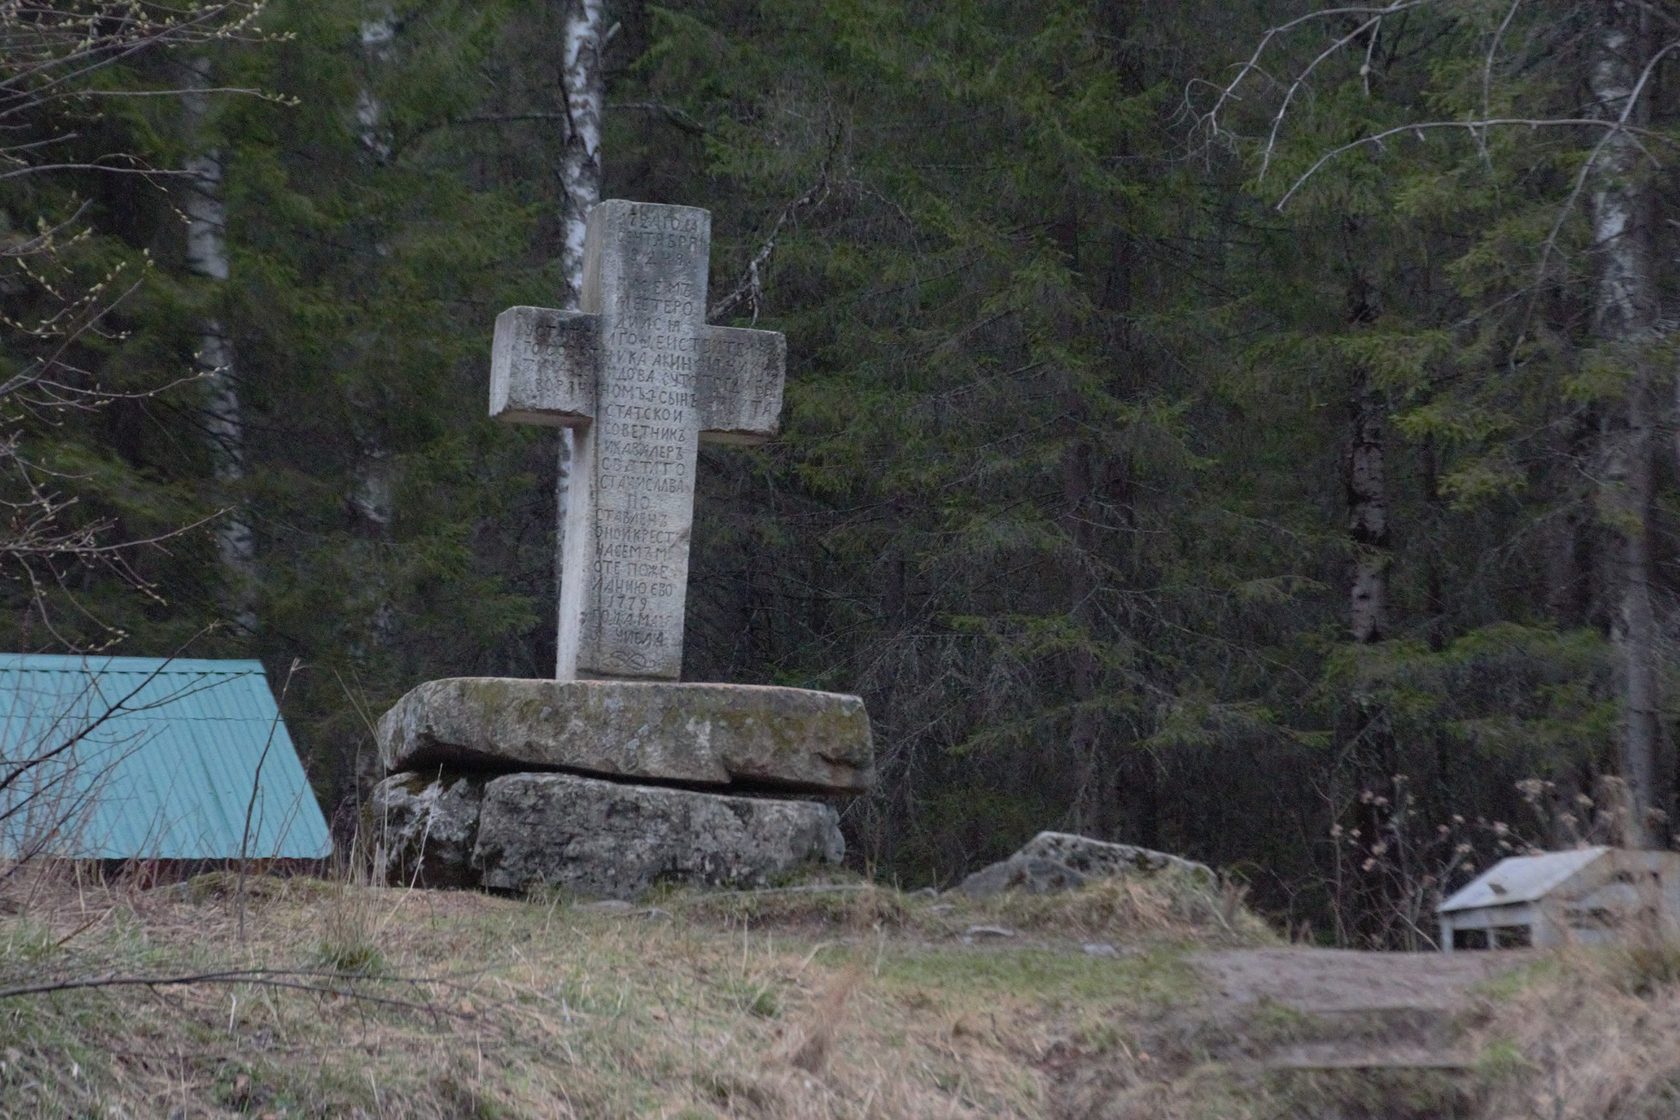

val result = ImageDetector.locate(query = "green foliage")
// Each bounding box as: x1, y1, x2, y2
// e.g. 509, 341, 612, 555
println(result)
5, 0, 1674, 941
1322, 625, 1616, 769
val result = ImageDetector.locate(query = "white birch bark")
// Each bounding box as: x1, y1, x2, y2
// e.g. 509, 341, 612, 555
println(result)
1347, 383, 1387, 644
553, 0, 605, 676
356, 9, 396, 166
560, 0, 605, 308
352, 5, 396, 536
1588, 2, 1662, 846
183, 55, 256, 631
351, 6, 398, 648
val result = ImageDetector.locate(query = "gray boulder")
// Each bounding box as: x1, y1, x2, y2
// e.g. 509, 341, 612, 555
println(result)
473, 772, 844, 897
959, 831, 1211, 898
366, 772, 485, 888
958, 856, 1089, 897
377, 677, 874, 794
1017, 831, 1212, 879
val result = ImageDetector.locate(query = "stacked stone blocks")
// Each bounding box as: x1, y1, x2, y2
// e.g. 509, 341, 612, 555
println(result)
369, 200, 873, 897
370, 679, 871, 896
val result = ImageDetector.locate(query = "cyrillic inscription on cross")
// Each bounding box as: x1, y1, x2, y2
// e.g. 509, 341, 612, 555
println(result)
489, 200, 785, 681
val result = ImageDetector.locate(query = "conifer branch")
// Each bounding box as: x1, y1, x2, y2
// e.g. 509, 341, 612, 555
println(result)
607, 101, 706, 136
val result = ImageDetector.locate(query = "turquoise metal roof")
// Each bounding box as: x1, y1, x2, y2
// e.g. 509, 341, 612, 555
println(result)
0, 654, 331, 860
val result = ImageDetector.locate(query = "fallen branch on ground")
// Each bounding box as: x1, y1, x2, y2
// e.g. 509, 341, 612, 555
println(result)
0, 966, 468, 1023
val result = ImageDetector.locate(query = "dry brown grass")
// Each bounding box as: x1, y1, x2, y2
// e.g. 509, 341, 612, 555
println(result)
0, 866, 1238, 1119
1471, 943, 1680, 1119
13, 862, 1677, 1118
663, 867, 1272, 949
23, 862, 1680, 1119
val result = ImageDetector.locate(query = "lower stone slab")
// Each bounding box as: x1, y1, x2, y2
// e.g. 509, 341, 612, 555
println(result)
366, 772, 485, 889
376, 677, 873, 794
367, 771, 843, 897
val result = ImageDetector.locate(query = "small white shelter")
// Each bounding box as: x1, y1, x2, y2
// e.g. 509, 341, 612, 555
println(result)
1438, 847, 1680, 951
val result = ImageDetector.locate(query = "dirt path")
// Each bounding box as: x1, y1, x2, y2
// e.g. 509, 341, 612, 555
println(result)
1191, 947, 1532, 1014
1187, 947, 1536, 1072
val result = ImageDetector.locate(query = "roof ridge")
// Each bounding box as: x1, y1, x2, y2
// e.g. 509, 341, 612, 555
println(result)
0, 654, 266, 674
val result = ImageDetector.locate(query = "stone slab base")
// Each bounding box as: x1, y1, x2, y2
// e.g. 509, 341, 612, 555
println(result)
376, 678, 873, 794
368, 771, 843, 897
366, 773, 486, 889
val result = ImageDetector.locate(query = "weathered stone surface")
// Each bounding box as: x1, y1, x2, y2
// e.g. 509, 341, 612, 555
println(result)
1018, 832, 1212, 879
489, 306, 599, 426
376, 677, 873, 794
365, 772, 485, 888
488, 200, 787, 681
958, 832, 1211, 898
958, 856, 1088, 898
472, 772, 843, 897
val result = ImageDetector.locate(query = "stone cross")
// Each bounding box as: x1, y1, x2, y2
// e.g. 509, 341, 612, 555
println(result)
489, 200, 785, 681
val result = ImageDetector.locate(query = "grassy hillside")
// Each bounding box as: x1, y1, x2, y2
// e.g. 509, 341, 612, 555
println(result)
0, 869, 1674, 1118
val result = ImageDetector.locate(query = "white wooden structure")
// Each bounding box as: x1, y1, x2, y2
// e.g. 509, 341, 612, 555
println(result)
1438, 847, 1680, 951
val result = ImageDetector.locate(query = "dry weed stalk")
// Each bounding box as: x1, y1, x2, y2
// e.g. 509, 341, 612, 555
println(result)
786, 965, 862, 1075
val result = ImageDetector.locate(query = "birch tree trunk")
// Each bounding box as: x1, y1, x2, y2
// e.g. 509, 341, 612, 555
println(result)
1345, 263, 1387, 646
352, 6, 397, 648
356, 9, 395, 168
183, 56, 256, 631
1588, 1, 1663, 845
553, 0, 605, 674
1347, 378, 1388, 645
1342, 263, 1398, 945
559, 0, 605, 309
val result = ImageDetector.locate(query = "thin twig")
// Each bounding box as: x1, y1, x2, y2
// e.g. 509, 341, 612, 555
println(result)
238, 658, 301, 943
711, 883, 877, 898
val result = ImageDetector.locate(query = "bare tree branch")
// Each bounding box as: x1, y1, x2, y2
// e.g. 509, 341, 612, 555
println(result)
1275, 113, 1679, 210
1197, 0, 1431, 152
1527, 37, 1680, 291
1482, 0, 1525, 123
708, 139, 838, 324
0, 1, 274, 648
0, 967, 468, 1022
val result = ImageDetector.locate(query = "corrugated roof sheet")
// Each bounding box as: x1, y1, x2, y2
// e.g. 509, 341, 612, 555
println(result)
1438, 847, 1607, 914
0, 654, 331, 860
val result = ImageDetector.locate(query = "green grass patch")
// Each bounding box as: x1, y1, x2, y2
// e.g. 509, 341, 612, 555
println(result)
857, 942, 1200, 1007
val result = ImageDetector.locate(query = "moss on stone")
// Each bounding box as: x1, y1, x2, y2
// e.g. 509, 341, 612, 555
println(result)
381, 678, 873, 792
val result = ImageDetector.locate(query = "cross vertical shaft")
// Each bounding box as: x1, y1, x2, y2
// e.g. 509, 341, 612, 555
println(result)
560, 202, 709, 679
489, 200, 786, 682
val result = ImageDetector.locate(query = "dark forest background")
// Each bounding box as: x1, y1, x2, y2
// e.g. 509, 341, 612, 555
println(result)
7, 0, 1680, 946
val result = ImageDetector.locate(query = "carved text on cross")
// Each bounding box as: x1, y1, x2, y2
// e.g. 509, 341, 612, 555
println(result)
489, 200, 785, 681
